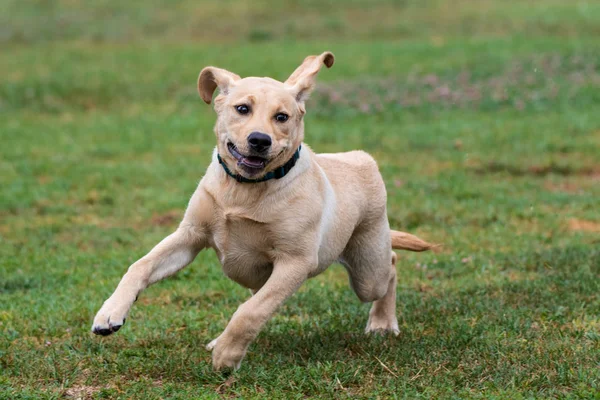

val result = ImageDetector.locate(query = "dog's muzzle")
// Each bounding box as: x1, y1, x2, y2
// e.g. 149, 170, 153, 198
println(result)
227, 142, 269, 172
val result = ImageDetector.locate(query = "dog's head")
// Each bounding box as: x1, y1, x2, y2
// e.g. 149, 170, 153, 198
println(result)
198, 52, 334, 179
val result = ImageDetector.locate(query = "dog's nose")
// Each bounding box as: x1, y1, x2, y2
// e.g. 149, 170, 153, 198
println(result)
247, 132, 272, 152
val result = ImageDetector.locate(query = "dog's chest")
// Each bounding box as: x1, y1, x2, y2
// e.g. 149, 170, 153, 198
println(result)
210, 212, 275, 290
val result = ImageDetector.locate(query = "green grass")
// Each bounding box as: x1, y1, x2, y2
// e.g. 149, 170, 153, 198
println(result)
1, 1, 599, 398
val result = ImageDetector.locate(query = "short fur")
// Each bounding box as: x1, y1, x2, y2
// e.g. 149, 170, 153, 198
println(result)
92, 52, 433, 370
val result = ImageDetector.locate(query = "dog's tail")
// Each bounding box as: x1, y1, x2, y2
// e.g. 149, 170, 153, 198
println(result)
391, 230, 435, 252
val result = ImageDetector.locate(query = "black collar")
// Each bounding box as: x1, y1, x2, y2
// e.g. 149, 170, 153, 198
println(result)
217, 146, 302, 183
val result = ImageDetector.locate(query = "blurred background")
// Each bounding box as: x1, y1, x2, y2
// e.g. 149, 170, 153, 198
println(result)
1, 1, 599, 398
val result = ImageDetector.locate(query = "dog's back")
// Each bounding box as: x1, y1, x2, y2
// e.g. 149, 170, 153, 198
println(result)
315, 150, 387, 217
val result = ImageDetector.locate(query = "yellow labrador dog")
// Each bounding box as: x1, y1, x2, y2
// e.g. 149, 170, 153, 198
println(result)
92, 52, 432, 370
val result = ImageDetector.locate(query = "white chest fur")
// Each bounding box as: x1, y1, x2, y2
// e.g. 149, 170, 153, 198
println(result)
210, 212, 275, 290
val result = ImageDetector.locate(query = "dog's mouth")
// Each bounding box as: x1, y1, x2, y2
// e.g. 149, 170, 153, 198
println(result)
227, 142, 268, 173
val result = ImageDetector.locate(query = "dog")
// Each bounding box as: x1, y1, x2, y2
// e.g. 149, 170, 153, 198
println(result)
92, 51, 433, 370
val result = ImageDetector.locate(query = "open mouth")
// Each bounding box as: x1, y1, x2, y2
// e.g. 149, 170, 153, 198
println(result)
227, 142, 268, 173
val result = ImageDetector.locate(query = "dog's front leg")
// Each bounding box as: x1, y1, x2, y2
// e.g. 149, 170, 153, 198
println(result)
92, 225, 205, 335
210, 256, 314, 370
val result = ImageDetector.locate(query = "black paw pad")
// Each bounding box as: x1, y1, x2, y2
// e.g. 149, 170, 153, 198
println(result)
94, 327, 113, 336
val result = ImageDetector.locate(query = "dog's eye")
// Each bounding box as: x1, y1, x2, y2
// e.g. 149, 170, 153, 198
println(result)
235, 105, 250, 115
275, 113, 289, 123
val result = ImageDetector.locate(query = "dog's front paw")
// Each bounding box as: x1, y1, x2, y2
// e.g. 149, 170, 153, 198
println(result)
91, 300, 129, 336
211, 336, 246, 371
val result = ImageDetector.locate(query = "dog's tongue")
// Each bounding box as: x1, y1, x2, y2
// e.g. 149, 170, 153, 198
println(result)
240, 156, 265, 168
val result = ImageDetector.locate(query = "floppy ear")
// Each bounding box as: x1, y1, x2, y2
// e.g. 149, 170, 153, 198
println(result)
197, 67, 241, 104
285, 51, 334, 103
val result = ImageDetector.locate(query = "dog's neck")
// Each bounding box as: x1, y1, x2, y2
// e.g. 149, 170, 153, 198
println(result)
216, 146, 302, 184
205, 145, 313, 223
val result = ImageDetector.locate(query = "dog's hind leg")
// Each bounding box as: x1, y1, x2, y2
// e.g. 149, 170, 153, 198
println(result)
341, 219, 399, 335
365, 251, 399, 335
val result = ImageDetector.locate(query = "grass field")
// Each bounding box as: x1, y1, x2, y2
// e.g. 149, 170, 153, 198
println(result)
1, 0, 599, 398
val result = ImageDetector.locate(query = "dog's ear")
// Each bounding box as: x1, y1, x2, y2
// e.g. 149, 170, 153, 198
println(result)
285, 51, 334, 104
197, 67, 241, 104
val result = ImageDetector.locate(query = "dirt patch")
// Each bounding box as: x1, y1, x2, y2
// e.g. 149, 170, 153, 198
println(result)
151, 210, 181, 226
473, 162, 599, 178
544, 181, 584, 194
64, 385, 103, 399
568, 219, 600, 233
